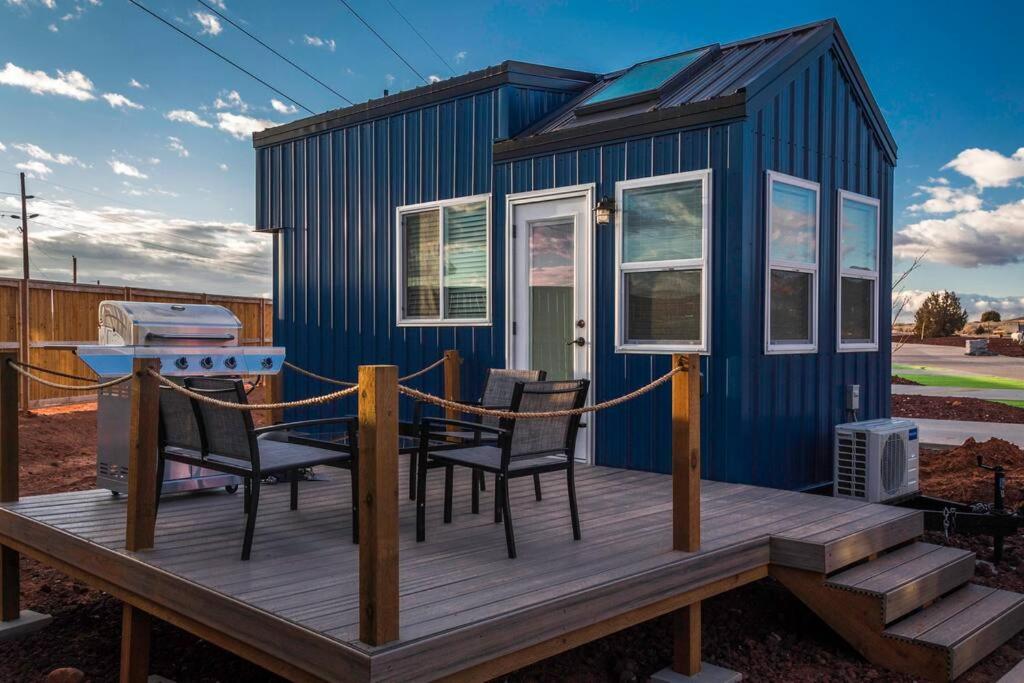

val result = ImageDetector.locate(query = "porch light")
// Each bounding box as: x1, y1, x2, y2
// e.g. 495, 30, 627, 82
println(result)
594, 197, 615, 225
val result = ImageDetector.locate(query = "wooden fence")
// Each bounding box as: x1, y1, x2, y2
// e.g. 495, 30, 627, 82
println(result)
0, 277, 272, 407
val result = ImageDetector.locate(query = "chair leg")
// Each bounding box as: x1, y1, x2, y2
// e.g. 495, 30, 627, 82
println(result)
408, 451, 417, 500
533, 473, 542, 501
416, 451, 428, 542
443, 465, 454, 524
154, 455, 165, 515
241, 477, 260, 561
290, 470, 299, 511
499, 474, 516, 559
567, 469, 581, 541
494, 473, 502, 524
243, 478, 251, 514
471, 470, 480, 514
350, 463, 359, 545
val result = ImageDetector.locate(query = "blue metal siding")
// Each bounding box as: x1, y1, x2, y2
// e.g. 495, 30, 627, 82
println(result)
261, 85, 573, 420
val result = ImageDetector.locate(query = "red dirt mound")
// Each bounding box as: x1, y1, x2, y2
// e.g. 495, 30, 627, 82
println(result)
920, 437, 1024, 507
890, 375, 921, 385
892, 395, 1024, 423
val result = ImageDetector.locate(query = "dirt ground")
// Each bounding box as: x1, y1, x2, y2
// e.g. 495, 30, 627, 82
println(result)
895, 335, 1024, 358
892, 394, 1024, 423
2, 398, 1024, 682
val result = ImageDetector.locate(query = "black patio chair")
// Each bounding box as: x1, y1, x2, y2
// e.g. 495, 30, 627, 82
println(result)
415, 379, 590, 559
410, 368, 547, 503
156, 377, 358, 560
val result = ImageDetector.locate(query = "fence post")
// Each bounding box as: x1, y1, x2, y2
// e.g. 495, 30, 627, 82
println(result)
266, 372, 284, 425
119, 603, 151, 683
17, 281, 29, 410
357, 364, 399, 646
0, 350, 20, 622
125, 357, 161, 552
443, 349, 461, 424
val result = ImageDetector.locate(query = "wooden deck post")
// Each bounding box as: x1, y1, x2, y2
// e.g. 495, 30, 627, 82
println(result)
0, 350, 19, 622
671, 353, 700, 552
266, 372, 284, 425
357, 364, 399, 646
125, 357, 161, 552
443, 349, 461, 423
119, 604, 151, 683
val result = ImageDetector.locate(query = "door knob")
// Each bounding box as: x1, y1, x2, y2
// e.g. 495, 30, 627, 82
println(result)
567, 337, 585, 347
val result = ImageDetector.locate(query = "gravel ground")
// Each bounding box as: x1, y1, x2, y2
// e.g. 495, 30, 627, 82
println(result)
895, 336, 1024, 358
1, 399, 1022, 682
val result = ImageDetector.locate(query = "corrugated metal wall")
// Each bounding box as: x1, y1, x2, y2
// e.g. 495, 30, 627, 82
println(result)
496, 40, 893, 490
256, 85, 575, 420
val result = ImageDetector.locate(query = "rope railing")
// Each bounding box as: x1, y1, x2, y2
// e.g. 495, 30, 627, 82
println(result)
149, 370, 359, 411
283, 355, 446, 386
397, 363, 684, 420
6, 360, 132, 391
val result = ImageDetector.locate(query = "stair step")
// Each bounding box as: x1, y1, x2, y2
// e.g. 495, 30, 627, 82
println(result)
827, 542, 975, 623
771, 506, 923, 573
885, 585, 1024, 679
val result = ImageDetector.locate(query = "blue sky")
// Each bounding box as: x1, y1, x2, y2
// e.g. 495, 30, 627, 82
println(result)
0, 0, 1022, 317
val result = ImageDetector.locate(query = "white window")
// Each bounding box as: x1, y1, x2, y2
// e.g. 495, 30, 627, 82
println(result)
396, 194, 491, 326
837, 190, 880, 351
614, 169, 712, 354
765, 170, 820, 354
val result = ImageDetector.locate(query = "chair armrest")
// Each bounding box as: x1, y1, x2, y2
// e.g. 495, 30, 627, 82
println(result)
253, 416, 356, 435
419, 417, 506, 437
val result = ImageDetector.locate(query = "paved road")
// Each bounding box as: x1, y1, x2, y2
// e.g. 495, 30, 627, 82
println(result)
912, 417, 1024, 449
893, 342, 1024, 381
891, 385, 1024, 401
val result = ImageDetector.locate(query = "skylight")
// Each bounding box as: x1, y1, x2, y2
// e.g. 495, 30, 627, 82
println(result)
582, 47, 708, 108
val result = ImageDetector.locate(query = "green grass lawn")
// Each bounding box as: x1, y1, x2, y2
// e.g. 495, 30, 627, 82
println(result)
893, 365, 1024, 408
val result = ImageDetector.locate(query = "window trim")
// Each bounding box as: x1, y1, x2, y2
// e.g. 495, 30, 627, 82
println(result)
836, 189, 880, 352
764, 170, 820, 355
394, 193, 492, 327
614, 169, 712, 354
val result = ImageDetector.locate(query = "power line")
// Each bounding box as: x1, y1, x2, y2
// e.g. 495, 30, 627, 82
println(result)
335, 0, 429, 85
384, 0, 455, 76
126, 0, 316, 115
194, 0, 354, 106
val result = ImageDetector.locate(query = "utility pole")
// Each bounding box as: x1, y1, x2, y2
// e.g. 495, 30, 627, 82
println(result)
18, 173, 29, 410
72, 256, 77, 284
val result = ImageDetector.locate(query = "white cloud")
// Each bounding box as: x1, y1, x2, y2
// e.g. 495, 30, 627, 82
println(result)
895, 199, 1024, 267
165, 109, 213, 128
41, 0, 54, 8
219, 163, 229, 171
0, 62, 95, 100
47, 23, 57, 32
16, 160, 52, 177
0, 142, 6, 152
303, 34, 335, 51
943, 147, 1024, 189
0, 194, 269, 295
908, 184, 982, 214
128, 78, 148, 90
147, 157, 160, 165
13, 142, 83, 166
384, 73, 395, 86
192, 11, 222, 36
896, 290, 1024, 323
454, 50, 466, 63
108, 160, 148, 179
207, 0, 226, 8
214, 89, 247, 111
270, 98, 297, 114
167, 136, 189, 157
101, 92, 144, 110
427, 74, 442, 83
216, 112, 278, 140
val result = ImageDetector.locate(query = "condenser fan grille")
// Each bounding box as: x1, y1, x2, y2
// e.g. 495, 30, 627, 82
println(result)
880, 433, 907, 495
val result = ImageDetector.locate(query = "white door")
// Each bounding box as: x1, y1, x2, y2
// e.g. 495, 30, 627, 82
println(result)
508, 187, 593, 462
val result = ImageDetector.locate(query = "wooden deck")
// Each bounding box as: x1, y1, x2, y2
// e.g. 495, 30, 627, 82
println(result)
0, 463, 923, 682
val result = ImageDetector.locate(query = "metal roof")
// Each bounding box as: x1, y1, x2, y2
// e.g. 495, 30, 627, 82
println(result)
532, 21, 827, 134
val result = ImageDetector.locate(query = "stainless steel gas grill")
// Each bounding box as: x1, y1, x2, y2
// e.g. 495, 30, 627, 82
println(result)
77, 301, 285, 494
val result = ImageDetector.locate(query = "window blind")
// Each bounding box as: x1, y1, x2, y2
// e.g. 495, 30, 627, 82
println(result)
403, 210, 440, 318
443, 201, 487, 319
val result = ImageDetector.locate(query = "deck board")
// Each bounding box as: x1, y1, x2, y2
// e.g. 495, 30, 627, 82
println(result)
0, 464, 921, 682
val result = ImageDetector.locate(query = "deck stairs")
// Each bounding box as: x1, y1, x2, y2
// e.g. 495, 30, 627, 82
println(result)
770, 509, 1024, 681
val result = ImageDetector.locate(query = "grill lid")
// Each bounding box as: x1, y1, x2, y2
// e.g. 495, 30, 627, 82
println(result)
98, 300, 242, 347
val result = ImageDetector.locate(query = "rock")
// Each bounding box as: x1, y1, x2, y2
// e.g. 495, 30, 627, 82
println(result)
976, 559, 999, 577
46, 669, 85, 683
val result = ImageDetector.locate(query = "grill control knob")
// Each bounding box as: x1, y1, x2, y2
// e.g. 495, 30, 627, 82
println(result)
200, 356, 214, 370
174, 356, 189, 370
224, 356, 237, 370
260, 357, 274, 370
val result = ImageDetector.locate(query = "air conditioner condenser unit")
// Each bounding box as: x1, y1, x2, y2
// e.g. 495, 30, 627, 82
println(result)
834, 418, 919, 503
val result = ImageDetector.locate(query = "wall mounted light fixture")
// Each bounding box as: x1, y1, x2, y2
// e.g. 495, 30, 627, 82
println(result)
594, 196, 615, 226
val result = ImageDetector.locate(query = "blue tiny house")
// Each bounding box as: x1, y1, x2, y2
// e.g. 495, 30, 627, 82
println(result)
253, 18, 896, 491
